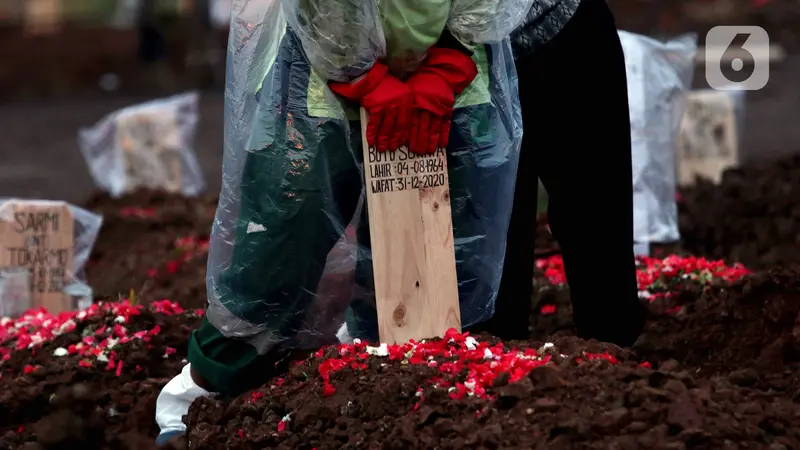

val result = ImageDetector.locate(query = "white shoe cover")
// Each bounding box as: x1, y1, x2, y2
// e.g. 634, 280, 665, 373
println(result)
156, 363, 212, 435
336, 322, 354, 344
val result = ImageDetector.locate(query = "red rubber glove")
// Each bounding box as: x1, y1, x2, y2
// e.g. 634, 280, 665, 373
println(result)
329, 62, 411, 152
405, 48, 478, 154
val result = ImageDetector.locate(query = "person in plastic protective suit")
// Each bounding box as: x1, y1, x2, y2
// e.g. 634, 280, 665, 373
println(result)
473, 0, 648, 347
155, 0, 534, 445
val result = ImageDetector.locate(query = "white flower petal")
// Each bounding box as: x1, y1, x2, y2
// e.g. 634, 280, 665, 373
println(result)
366, 343, 389, 357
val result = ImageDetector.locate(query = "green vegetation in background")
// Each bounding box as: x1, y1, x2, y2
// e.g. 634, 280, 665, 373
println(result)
60, 0, 185, 24
537, 178, 548, 213
153, 0, 184, 16
61, 0, 117, 22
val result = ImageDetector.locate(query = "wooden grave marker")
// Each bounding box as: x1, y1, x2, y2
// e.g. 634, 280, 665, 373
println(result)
0, 201, 74, 313
677, 90, 740, 186
360, 108, 461, 344
117, 108, 184, 194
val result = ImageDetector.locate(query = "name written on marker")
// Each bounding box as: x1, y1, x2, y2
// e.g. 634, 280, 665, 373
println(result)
3, 210, 72, 294
367, 146, 447, 194
13, 211, 60, 233
367, 146, 445, 164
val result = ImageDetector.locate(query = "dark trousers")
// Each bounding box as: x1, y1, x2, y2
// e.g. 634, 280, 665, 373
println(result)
476, 0, 645, 347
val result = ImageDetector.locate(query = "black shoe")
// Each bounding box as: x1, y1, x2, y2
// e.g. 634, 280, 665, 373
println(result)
575, 301, 646, 348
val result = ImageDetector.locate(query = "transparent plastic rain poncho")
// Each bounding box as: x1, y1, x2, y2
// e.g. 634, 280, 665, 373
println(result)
206, 0, 532, 354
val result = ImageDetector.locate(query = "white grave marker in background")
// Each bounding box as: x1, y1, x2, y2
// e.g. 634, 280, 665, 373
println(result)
677, 90, 741, 186
117, 108, 185, 193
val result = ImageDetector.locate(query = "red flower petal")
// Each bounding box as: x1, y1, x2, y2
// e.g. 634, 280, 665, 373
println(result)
540, 304, 556, 315
322, 383, 336, 397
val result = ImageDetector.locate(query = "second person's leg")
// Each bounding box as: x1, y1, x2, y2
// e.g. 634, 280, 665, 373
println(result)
506, 0, 645, 346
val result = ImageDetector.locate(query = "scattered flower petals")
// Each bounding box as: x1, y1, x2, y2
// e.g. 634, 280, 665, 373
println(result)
537, 254, 750, 305
315, 329, 556, 401
119, 207, 156, 218
143, 235, 210, 280
540, 304, 556, 315
1, 300, 201, 374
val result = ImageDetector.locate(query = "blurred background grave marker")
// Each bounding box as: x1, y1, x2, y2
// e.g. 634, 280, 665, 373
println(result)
78, 93, 205, 198
677, 90, 742, 185
117, 107, 184, 193
0, 201, 74, 313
